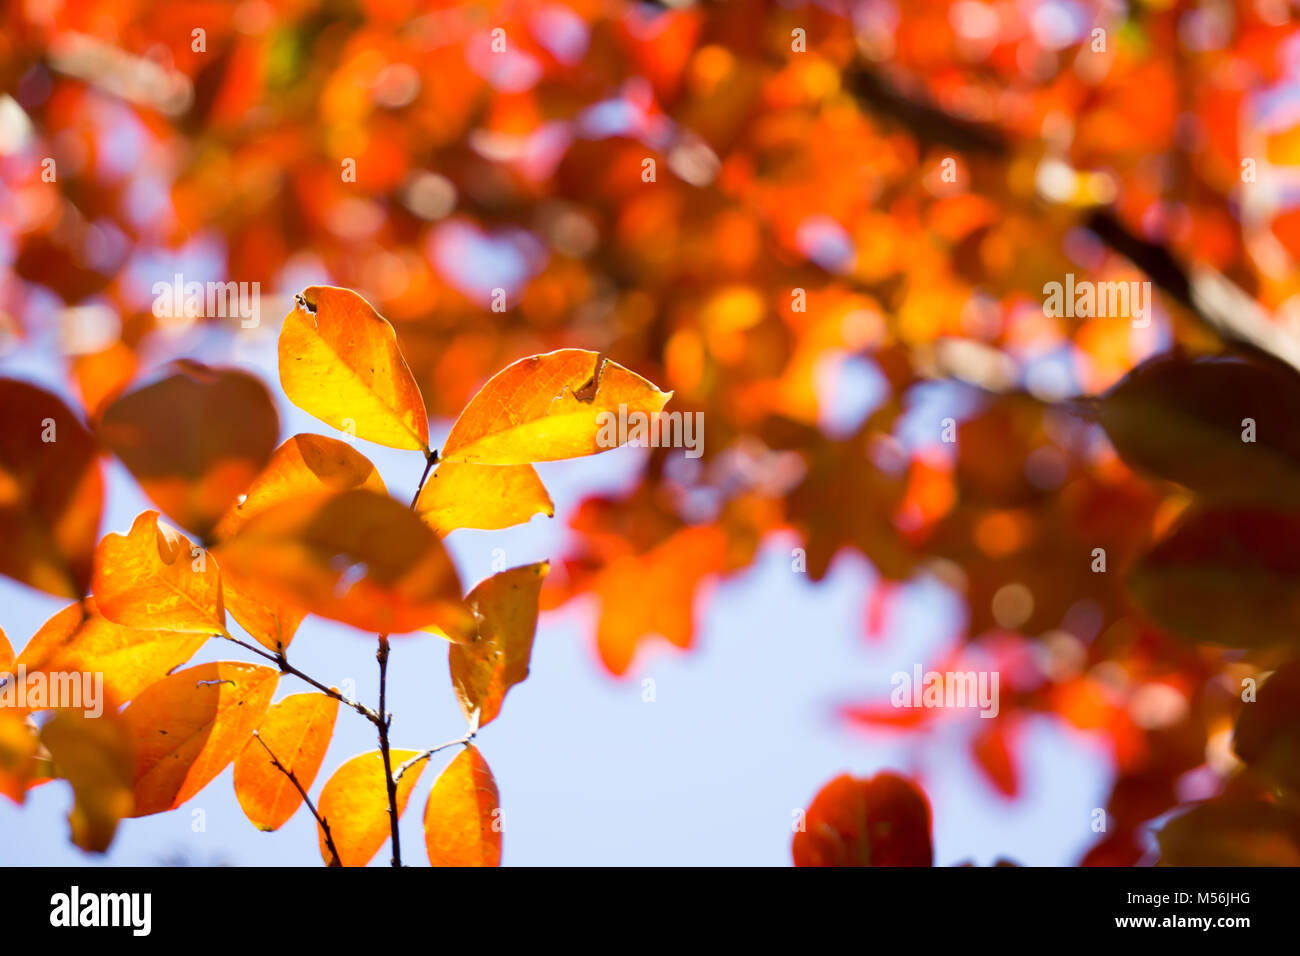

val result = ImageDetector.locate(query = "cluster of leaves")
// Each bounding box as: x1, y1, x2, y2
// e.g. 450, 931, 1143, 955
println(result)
0, 285, 670, 864
3, 0, 1300, 865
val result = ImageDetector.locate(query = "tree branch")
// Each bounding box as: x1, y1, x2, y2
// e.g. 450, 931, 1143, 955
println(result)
393, 732, 477, 783
217, 632, 381, 724
252, 730, 341, 867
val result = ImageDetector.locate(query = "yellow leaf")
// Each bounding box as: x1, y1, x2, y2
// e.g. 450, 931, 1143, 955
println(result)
41, 707, 134, 852
123, 661, 279, 815
316, 749, 425, 866
234, 693, 339, 831
424, 745, 501, 867
18, 598, 207, 702
440, 349, 672, 465
92, 511, 225, 635
416, 462, 553, 537
279, 286, 429, 451
449, 562, 548, 727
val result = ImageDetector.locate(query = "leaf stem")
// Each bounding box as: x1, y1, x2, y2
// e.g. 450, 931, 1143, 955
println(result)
253, 731, 341, 867
217, 632, 380, 724
393, 732, 476, 783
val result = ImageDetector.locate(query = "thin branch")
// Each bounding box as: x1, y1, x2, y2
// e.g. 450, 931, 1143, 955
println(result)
393, 732, 477, 783
378, 447, 442, 867
253, 731, 341, 868
217, 632, 380, 724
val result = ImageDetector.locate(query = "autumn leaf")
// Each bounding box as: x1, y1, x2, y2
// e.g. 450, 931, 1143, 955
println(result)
316, 749, 425, 866
792, 772, 933, 867
18, 598, 207, 702
123, 662, 279, 816
214, 488, 473, 638
1096, 351, 1300, 507
0, 711, 40, 804
234, 694, 339, 831
92, 511, 225, 635
0, 629, 12, 673
41, 707, 134, 853
424, 745, 501, 867
0, 379, 103, 599
439, 350, 672, 465
448, 562, 548, 727
415, 462, 553, 537
214, 433, 387, 650
98, 362, 279, 538
279, 286, 429, 451
1128, 508, 1300, 647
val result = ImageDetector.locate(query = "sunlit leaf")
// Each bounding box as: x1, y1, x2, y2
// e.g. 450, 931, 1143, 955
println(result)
123, 662, 279, 816
415, 462, 553, 536
448, 562, 548, 727
440, 350, 672, 465
98, 362, 279, 538
18, 598, 207, 702
92, 511, 225, 635
279, 286, 429, 451
214, 488, 472, 637
316, 749, 425, 867
234, 693, 339, 831
0, 379, 103, 599
424, 745, 501, 867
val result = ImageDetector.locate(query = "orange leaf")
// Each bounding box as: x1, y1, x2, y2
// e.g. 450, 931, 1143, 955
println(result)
1158, 798, 1300, 865
792, 772, 933, 867
18, 598, 207, 702
98, 362, 279, 538
0, 629, 11, 673
0, 379, 103, 599
214, 433, 387, 650
213, 488, 472, 637
1233, 657, 1300, 791
234, 693, 339, 831
279, 286, 429, 451
92, 511, 225, 635
41, 707, 134, 852
416, 462, 553, 537
123, 661, 279, 815
0, 711, 40, 804
316, 749, 425, 866
424, 745, 501, 867
440, 349, 672, 465
449, 562, 548, 727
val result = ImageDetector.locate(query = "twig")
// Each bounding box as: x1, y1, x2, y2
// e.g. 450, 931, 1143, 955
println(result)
378, 448, 442, 867
217, 632, 381, 724
253, 731, 341, 868
393, 732, 477, 783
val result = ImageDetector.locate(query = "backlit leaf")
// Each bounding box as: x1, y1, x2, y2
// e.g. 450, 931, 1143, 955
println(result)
234, 693, 339, 831
18, 598, 207, 702
316, 749, 425, 867
449, 562, 548, 727
214, 488, 473, 638
123, 661, 279, 816
98, 362, 279, 538
415, 462, 553, 537
92, 511, 225, 635
279, 286, 430, 451
440, 349, 672, 465
424, 745, 501, 867
0, 379, 103, 599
